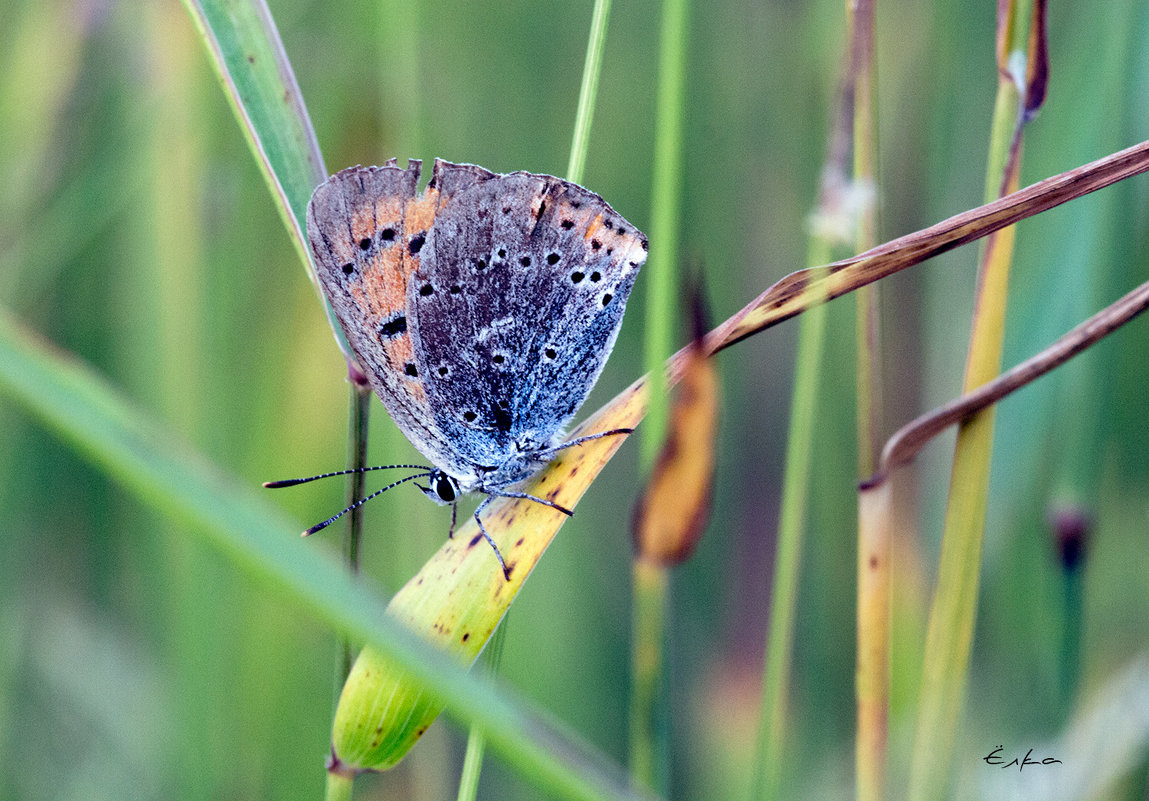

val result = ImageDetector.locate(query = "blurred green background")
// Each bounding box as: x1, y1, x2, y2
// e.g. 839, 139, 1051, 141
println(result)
2, 0, 1148, 799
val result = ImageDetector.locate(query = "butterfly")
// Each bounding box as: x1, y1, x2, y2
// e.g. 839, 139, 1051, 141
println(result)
269, 158, 647, 578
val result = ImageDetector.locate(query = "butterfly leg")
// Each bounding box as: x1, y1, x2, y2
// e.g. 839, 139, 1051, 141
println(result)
536, 428, 635, 459
472, 495, 511, 580
489, 489, 574, 517
447, 501, 457, 539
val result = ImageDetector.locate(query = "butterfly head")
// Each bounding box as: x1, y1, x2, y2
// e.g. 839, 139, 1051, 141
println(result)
419, 469, 462, 506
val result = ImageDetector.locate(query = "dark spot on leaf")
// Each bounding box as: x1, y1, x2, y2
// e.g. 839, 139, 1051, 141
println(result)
462, 632, 470, 642
469, 533, 483, 547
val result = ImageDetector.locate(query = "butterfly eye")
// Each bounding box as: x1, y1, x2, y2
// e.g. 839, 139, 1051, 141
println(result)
431, 472, 458, 503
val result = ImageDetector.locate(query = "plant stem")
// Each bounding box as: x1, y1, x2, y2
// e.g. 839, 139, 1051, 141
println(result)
641, 0, 690, 470
566, 0, 612, 185
629, 560, 669, 792
748, 259, 830, 801
456, 618, 510, 801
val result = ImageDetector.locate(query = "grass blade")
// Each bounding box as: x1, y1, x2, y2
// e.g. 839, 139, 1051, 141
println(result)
0, 308, 654, 801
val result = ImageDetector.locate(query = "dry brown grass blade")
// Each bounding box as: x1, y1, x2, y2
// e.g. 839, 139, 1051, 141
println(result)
706, 139, 1149, 354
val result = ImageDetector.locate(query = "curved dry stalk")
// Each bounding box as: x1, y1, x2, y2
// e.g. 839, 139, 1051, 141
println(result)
864, 276, 1149, 488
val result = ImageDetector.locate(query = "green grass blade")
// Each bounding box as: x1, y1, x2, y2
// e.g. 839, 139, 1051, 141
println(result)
0, 308, 654, 801
907, 2, 1048, 798
566, 0, 612, 185
182, 0, 325, 261
641, 0, 690, 469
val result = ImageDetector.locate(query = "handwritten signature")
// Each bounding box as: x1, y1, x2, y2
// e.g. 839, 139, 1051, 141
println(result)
983, 746, 1062, 770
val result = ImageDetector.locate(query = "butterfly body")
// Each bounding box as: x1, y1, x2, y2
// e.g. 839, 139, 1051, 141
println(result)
304, 159, 647, 572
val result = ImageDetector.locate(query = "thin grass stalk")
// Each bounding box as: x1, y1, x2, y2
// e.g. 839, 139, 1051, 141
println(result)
747, 255, 831, 801
907, 2, 1043, 798
325, 772, 354, 801
456, 619, 510, 801
334, 382, 372, 702
641, 0, 689, 468
630, 0, 688, 791
566, 0, 612, 185
629, 561, 670, 791
845, 2, 890, 800
449, 4, 613, 790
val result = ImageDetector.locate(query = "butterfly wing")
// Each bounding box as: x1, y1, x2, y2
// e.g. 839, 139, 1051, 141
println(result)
306, 159, 497, 471
408, 159, 648, 485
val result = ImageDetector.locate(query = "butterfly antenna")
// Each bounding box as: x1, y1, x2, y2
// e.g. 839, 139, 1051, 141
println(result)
299, 471, 432, 536
263, 464, 431, 488
535, 428, 634, 459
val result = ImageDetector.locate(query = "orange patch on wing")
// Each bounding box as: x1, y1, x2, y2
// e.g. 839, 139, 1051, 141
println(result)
381, 333, 426, 401
401, 188, 440, 277
360, 246, 407, 318
584, 213, 605, 243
